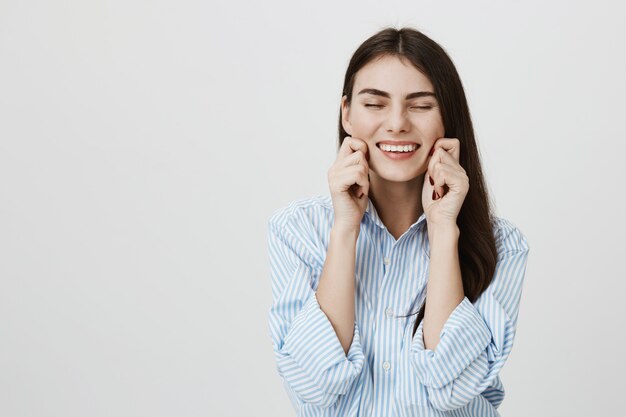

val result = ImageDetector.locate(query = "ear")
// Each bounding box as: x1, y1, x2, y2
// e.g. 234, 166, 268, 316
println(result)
341, 95, 352, 135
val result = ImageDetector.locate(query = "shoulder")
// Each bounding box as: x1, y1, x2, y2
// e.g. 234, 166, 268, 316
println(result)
267, 194, 333, 271
491, 215, 530, 256
267, 194, 333, 231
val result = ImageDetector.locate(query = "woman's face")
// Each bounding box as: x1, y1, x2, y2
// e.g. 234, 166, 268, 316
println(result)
341, 55, 445, 183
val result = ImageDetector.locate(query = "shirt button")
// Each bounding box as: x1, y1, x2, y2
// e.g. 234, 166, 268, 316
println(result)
383, 361, 391, 372
385, 307, 394, 318
383, 257, 390, 265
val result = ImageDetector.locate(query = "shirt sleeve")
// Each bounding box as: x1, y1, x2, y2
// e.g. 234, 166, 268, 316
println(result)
266, 215, 365, 410
409, 218, 530, 411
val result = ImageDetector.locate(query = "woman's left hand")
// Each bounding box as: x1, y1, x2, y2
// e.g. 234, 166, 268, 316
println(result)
421, 137, 469, 229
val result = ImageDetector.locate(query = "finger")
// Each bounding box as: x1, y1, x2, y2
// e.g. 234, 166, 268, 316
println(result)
425, 172, 439, 201
339, 164, 369, 197
430, 137, 461, 162
431, 164, 461, 198
428, 145, 464, 178
341, 137, 370, 160
431, 157, 469, 199
427, 162, 445, 200
427, 150, 447, 199
433, 147, 465, 174
339, 136, 370, 160
432, 164, 456, 199
343, 150, 369, 169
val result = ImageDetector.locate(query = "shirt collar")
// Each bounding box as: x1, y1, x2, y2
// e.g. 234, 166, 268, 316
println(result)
363, 197, 428, 232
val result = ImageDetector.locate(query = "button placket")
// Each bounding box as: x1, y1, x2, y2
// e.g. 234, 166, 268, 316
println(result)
376, 247, 395, 380
375, 252, 392, 333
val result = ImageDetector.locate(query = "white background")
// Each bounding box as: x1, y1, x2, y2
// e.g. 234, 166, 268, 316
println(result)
1, 0, 625, 416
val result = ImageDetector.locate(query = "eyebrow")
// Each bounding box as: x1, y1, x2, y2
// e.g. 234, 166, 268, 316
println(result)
356, 88, 436, 100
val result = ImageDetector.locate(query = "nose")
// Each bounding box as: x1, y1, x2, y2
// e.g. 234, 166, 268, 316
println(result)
385, 104, 410, 134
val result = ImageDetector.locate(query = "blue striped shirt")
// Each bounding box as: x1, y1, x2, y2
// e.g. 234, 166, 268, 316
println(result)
266, 194, 530, 416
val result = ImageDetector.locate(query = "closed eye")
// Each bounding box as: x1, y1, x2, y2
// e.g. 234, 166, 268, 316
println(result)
364, 104, 433, 110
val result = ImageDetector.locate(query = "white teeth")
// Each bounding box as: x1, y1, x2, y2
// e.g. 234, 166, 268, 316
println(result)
379, 143, 418, 152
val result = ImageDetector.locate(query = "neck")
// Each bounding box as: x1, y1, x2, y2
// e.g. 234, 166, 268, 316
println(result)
369, 172, 425, 239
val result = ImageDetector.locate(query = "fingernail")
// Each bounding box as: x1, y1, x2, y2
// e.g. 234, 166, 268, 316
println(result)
429, 175, 434, 186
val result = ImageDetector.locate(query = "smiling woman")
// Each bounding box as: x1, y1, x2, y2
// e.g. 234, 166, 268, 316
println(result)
267, 26, 530, 417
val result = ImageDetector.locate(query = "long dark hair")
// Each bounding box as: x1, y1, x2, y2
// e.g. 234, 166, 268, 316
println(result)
337, 26, 498, 338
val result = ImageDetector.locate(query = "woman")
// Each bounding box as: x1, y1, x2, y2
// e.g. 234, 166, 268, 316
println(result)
267, 26, 530, 416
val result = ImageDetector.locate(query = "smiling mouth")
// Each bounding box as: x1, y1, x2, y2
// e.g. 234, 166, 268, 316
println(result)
375, 141, 420, 146
376, 143, 421, 152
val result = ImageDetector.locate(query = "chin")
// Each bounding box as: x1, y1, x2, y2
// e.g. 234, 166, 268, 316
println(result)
375, 167, 424, 183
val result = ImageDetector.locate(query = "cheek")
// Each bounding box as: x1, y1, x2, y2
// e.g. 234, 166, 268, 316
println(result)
351, 112, 380, 133
422, 115, 445, 137
433, 114, 445, 136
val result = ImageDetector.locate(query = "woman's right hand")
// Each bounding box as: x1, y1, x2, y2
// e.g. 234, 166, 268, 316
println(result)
327, 136, 370, 232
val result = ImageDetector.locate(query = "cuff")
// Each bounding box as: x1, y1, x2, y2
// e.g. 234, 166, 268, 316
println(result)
410, 296, 491, 389
283, 290, 365, 395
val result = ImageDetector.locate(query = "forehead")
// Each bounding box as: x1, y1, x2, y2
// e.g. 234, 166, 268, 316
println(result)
353, 55, 433, 95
